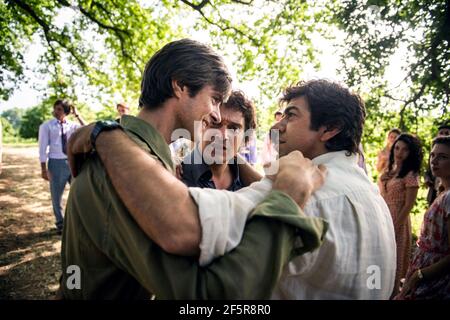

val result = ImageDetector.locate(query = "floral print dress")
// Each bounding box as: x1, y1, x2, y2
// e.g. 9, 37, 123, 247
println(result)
397, 190, 450, 299
378, 170, 420, 295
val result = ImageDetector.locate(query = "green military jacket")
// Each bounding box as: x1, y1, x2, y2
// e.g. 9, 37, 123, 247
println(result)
61, 115, 328, 299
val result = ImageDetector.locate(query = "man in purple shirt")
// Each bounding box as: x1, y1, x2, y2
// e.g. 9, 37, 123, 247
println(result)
38, 99, 85, 233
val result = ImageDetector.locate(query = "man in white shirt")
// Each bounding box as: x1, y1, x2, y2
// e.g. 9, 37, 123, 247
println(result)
38, 99, 85, 233
190, 80, 397, 299
193, 80, 396, 299
66, 79, 396, 299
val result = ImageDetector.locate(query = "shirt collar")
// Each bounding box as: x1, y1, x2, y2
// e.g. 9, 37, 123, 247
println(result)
311, 150, 358, 166
186, 146, 211, 183
53, 118, 67, 125
185, 145, 241, 186
120, 115, 174, 172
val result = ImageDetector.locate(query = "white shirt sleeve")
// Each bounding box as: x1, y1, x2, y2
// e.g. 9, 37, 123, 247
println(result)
38, 122, 49, 163
188, 177, 273, 266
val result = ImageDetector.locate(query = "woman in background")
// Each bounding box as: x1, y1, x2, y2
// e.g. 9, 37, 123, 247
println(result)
376, 128, 401, 174
395, 136, 450, 300
378, 133, 423, 297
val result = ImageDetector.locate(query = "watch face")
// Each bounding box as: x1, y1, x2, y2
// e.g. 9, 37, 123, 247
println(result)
104, 120, 117, 126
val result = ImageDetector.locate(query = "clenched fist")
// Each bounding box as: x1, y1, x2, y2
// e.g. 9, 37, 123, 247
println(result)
271, 150, 327, 208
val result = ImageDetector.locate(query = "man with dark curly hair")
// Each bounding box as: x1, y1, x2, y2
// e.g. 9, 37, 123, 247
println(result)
192, 79, 396, 299
180, 90, 257, 191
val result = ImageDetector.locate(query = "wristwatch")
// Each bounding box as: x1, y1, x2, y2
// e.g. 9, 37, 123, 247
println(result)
90, 120, 123, 150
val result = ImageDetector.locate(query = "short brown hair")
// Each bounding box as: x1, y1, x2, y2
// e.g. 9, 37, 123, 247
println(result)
139, 39, 232, 109
54, 99, 72, 115
222, 90, 256, 143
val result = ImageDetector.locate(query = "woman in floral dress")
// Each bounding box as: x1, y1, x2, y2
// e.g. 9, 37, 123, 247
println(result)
395, 136, 450, 299
378, 133, 423, 297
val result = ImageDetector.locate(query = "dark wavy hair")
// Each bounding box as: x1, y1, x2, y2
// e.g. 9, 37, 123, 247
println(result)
279, 79, 366, 155
432, 135, 450, 148
139, 39, 232, 109
438, 123, 450, 131
222, 90, 256, 143
388, 133, 423, 178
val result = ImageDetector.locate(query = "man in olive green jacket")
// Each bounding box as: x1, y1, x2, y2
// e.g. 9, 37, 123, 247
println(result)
62, 39, 327, 299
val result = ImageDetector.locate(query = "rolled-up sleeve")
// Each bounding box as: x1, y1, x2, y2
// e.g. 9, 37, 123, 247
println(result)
189, 178, 273, 266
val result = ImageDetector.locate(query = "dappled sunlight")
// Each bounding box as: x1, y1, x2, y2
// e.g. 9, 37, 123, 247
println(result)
0, 146, 67, 299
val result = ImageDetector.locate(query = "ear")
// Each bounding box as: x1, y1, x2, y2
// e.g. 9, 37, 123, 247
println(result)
172, 79, 185, 99
319, 125, 341, 142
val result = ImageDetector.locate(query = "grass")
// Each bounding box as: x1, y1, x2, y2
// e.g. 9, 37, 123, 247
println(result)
3, 136, 38, 147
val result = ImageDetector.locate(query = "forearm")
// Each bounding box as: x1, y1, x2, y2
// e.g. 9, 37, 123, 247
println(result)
75, 114, 86, 126
398, 188, 418, 222
95, 130, 201, 255
189, 178, 273, 266
145, 191, 326, 299
376, 158, 384, 173
397, 205, 414, 223
422, 255, 450, 281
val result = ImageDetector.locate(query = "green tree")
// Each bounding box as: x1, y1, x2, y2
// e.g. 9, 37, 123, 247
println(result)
331, 0, 449, 128
19, 104, 51, 139
1, 116, 17, 138
1, 107, 23, 129
1, 0, 181, 103
2, 0, 448, 135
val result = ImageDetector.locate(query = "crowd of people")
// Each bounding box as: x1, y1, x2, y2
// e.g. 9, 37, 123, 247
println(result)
375, 125, 450, 299
35, 39, 449, 300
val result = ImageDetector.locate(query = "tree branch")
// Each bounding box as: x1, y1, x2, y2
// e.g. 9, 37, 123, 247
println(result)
56, 0, 141, 70
9, 0, 88, 70
179, 0, 210, 11
180, 0, 260, 47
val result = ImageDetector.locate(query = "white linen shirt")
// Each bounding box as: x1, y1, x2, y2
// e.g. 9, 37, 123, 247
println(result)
38, 118, 80, 163
188, 151, 396, 299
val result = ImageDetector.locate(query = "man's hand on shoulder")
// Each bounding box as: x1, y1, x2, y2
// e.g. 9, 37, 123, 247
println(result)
67, 123, 96, 177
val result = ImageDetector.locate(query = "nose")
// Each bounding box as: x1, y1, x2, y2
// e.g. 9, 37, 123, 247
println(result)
430, 155, 438, 166
221, 126, 230, 141
210, 104, 221, 125
271, 118, 285, 133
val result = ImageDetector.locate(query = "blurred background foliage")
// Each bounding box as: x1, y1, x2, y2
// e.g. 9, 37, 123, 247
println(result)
1, 0, 449, 234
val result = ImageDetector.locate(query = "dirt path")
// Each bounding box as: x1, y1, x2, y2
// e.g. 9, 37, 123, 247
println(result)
0, 146, 68, 299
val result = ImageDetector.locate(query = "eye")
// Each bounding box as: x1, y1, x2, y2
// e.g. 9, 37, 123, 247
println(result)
285, 112, 295, 119
212, 96, 221, 104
